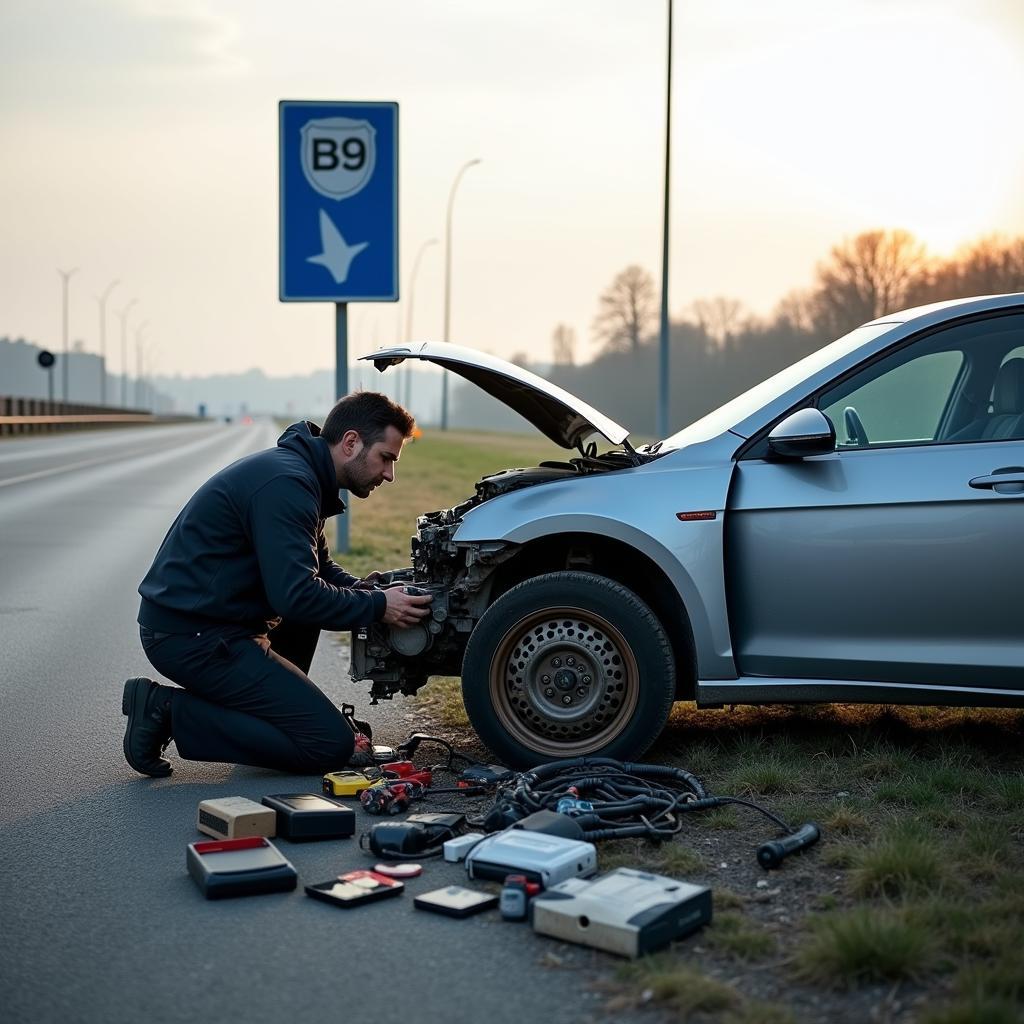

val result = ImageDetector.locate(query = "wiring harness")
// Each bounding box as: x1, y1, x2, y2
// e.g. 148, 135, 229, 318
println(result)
477, 756, 803, 844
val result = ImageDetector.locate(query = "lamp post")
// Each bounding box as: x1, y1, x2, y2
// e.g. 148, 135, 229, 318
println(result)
441, 158, 481, 430
134, 320, 149, 408
404, 237, 438, 408
57, 267, 79, 402
116, 299, 138, 407
97, 279, 119, 406
657, 0, 674, 440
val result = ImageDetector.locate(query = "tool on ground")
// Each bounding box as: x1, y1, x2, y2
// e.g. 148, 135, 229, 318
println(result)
443, 833, 485, 862
372, 745, 397, 763
322, 770, 387, 798
481, 757, 822, 865
360, 780, 426, 815
261, 793, 355, 840
187, 836, 297, 900
499, 874, 542, 921
305, 869, 404, 908
757, 822, 821, 868
465, 829, 597, 887
360, 813, 465, 859
413, 886, 500, 918
531, 868, 712, 958
196, 796, 277, 840
372, 862, 423, 878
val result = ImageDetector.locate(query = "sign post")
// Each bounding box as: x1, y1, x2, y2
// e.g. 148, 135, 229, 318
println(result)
279, 100, 399, 553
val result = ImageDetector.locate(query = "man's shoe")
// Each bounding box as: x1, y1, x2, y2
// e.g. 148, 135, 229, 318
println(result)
347, 731, 375, 769
122, 677, 174, 777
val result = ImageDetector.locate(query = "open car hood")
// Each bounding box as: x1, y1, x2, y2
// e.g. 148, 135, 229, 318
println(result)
361, 342, 630, 450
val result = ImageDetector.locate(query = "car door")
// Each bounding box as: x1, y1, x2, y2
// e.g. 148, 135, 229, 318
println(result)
725, 310, 1024, 692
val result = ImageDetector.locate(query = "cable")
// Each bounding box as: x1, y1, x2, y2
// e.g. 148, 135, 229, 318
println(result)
479, 757, 808, 844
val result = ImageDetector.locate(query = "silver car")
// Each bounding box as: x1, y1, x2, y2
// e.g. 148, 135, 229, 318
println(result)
353, 293, 1024, 767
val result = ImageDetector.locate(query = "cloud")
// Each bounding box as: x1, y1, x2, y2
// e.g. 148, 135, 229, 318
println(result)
0, 0, 244, 86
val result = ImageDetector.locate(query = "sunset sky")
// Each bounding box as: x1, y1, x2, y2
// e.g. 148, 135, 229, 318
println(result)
3, 0, 1023, 380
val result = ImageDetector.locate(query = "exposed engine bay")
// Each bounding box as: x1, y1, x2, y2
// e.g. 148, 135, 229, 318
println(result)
350, 449, 638, 703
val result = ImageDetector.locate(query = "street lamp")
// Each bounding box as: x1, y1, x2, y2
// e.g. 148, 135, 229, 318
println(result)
116, 299, 138, 407
134, 320, 149, 408
97, 279, 120, 406
57, 266, 79, 402
441, 158, 481, 430
657, 0, 674, 440
404, 237, 438, 408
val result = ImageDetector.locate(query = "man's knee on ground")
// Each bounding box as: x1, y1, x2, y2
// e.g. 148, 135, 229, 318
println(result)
298, 720, 355, 772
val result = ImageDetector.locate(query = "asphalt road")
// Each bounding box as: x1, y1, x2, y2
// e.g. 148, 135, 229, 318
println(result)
0, 421, 633, 1024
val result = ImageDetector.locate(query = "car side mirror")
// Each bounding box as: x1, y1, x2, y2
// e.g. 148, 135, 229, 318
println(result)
767, 408, 836, 459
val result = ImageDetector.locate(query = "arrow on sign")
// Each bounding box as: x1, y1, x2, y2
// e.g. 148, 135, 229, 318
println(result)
306, 210, 369, 284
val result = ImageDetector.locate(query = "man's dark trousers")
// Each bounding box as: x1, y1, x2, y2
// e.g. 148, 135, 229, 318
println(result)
140, 620, 355, 773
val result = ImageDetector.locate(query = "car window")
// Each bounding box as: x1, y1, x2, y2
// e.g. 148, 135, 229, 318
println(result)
820, 351, 964, 447
818, 312, 1024, 448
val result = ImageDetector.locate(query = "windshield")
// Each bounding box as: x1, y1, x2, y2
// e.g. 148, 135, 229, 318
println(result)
656, 323, 899, 450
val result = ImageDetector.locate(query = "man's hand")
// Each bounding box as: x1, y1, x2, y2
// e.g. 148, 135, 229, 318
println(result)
353, 570, 389, 590
381, 588, 433, 628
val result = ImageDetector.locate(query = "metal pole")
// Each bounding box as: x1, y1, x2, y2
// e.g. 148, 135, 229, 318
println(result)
441, 158, 481, 430
335, 301, 350, 554
58, 267, 78, 402
47, 366, 54, 403
135, 321, 149, 408
97, 279, 119, 406
405, 237, 438, 409
657, 0, 674, 440
118, 299, 138, 407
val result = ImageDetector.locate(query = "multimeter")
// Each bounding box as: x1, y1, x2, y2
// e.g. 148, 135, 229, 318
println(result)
322, 771, 387, 798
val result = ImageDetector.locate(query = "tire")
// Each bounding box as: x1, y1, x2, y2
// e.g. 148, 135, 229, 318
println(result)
461, 571, 676, 768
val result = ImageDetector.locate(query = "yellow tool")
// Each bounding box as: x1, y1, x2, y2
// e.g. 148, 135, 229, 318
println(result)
322, 771, 387, 798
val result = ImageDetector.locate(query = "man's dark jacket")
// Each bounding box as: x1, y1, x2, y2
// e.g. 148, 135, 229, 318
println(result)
138, 421, 386, 634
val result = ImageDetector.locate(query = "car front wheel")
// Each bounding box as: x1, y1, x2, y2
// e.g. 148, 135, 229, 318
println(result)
461, 571, 676, 768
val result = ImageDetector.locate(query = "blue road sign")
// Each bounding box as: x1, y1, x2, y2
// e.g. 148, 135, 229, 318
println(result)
279, 101, 398, 302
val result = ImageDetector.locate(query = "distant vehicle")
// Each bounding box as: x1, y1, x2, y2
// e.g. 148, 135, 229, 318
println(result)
352, 294, 1024, 767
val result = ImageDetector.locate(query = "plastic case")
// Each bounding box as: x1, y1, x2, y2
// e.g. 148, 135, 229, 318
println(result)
531, 867, 712, 957
464, 830, 597, 887
261, 793, 355, 840
186, 836, 297, 899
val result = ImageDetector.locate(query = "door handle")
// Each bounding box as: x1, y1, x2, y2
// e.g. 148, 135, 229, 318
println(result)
969, 466, 1024, 493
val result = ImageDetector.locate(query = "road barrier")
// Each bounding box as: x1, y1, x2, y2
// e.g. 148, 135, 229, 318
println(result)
0, 397, 196, 436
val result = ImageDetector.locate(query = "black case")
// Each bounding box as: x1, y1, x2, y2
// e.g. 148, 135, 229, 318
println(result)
187, 837, 297, 900
305, 870, 404, 908
262, 793, 356, 840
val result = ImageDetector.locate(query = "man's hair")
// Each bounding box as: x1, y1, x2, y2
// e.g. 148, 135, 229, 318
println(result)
320, 391, 415, 447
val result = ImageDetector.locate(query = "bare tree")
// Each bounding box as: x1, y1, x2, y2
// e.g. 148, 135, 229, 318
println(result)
689, 296, 749, 345
592, 265, 658, 353
808, 229, 928, 337
773, 288, 817, 334
551, 323, 576, 365
508, 350, 531, 368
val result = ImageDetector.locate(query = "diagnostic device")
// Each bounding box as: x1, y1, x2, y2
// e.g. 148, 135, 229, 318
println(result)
186, 836, 297, 900
465, 830, 597, 887
531, 868, 712, 958
196, 796, 277, 840
414, 886, 499, 918
261, 793, 355, 840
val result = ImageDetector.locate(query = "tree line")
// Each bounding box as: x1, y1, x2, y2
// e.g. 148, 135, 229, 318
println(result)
536, 230, 1024, 438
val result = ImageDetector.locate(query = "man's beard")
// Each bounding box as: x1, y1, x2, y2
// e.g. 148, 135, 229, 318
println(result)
342, 449, 375, 499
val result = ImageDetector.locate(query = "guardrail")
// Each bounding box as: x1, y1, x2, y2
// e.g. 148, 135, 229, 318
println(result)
0, 397, 195, 436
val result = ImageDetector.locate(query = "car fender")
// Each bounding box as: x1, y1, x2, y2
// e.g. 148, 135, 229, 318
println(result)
453, 449, 738, 679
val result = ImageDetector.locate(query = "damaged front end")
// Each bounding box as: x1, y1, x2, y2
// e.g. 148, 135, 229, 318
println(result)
350, 499, 518, 703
